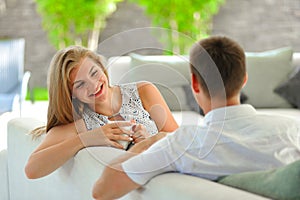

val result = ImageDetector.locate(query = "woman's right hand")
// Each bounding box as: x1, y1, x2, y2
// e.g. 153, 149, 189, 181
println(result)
78, 121, 134, 149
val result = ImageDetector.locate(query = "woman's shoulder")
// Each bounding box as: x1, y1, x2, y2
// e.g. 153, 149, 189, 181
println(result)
136, 81, 158, 95
117, 81, 155, 88
136, 81, 157, 93
117, 81, 158, 96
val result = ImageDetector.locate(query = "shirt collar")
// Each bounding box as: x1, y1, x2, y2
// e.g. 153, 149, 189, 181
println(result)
203, 104, 256, 125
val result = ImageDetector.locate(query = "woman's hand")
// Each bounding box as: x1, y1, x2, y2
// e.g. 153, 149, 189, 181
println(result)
131, 124, 151, 143
128, 131, 168, 154
78, 121, 134, 149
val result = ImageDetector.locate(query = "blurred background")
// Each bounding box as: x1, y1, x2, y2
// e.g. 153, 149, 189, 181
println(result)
0, 0, 299, 101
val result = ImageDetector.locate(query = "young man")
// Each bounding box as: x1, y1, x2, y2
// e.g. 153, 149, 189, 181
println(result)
92, 36, 300, 200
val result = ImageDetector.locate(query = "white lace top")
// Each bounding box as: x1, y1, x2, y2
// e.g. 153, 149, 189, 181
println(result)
82, 82, 158, 135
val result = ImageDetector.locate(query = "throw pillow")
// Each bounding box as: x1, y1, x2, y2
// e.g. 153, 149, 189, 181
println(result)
242, 47, 294, 108
274, 68, 300, 108
240, 92, 248, 103
129, 53, 190, 86
217, 160, 300, 200
129, 53, 192, 111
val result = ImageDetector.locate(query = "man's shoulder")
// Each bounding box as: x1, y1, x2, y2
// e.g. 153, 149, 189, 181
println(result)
167, 125, 206, 144
256, 112, 299, 124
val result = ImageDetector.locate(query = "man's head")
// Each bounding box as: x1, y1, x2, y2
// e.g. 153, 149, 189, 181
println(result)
189, 36, 247, 111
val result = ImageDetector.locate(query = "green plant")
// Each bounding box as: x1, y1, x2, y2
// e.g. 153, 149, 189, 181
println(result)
130, 0, 224, 54
26, 87, 49, 101
35, 0, 122, 50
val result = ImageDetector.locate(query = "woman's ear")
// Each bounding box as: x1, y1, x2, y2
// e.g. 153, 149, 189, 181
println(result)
191, 73, 200, 93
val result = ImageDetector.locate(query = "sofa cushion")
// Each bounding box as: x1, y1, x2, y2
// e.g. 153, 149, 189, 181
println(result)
128, 53, 251, 112
129, 53, 191, 85
242, 47, 294, 108
129, 53, 193, 111
217, 160, 300, 200
274, 68, 300, 108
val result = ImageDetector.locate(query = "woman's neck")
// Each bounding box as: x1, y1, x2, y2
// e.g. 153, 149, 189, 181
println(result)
93, 86, 122, 117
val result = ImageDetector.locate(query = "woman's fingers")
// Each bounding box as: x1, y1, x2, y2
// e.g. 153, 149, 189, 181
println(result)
108, 121, 132, 129
109, 141, 124, 149
132, 130, 151, 143
105, 122, 134, 135
102, 123, 132, 135
108, 133, 133, 142
131, 124, 151, 143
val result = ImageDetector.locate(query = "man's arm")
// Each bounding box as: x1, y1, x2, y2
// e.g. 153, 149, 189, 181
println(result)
92, 162, 141, 200
92, 132, 167, 200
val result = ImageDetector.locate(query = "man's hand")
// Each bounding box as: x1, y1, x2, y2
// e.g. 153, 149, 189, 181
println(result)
92, 132, 168, 199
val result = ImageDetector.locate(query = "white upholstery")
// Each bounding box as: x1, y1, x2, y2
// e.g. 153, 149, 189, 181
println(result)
5, 117, 269, 200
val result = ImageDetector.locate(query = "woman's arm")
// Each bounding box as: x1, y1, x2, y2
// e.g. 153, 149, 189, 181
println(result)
25, 120, 133, 179
25, 122, 84, 179
137, 81, 179, 132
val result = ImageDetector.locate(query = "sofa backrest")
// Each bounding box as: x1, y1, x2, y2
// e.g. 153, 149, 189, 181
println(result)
107, 50, 300, 110
107, 54, 198, 112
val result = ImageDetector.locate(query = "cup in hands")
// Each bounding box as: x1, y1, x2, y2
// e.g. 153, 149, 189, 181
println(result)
108, 116, 136, 150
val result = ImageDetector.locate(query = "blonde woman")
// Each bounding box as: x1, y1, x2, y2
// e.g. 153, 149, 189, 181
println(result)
25, 46, 178, 179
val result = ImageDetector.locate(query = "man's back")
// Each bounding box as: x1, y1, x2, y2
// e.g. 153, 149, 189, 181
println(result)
122, 104, 300, 183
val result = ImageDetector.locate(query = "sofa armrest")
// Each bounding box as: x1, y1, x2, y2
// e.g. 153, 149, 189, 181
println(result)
293, 52, 300, 68
6, 118, 139, 200
0, 149, 9, 200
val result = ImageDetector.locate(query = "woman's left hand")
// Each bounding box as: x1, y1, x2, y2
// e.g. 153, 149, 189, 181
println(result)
131, 124, 151, 143
128, 131, 168, 154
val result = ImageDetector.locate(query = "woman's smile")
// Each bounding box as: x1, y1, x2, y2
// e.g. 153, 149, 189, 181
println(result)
91, 83, 104, 98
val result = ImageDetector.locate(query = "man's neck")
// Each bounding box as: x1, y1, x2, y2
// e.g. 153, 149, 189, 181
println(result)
202, 95, 241, 115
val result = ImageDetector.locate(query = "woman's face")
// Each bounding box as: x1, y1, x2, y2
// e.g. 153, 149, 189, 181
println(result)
69, 56, 109, 105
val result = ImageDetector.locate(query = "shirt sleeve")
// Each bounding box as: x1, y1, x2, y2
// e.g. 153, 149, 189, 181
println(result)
121, 133, 177, 185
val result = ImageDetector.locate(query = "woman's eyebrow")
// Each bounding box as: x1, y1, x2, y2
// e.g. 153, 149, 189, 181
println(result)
89, 65, 96, 74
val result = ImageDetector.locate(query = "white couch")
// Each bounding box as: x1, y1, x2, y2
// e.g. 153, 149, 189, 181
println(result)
1, 48, 300, 200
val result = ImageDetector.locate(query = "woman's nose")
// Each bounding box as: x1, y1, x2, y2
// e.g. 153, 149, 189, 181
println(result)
86, 78, 98, 92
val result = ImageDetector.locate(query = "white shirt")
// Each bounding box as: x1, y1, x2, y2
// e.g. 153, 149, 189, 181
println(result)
122, 104, 300, 185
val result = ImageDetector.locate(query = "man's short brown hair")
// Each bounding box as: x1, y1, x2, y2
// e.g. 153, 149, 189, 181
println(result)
189, 36, 246, 99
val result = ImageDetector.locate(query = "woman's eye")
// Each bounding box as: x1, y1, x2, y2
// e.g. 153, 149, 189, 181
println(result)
75, 82, 84, 89
91, 70, 98, 77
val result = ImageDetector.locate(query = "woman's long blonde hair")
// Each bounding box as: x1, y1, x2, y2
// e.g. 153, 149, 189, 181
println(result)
31, 46, 109, 137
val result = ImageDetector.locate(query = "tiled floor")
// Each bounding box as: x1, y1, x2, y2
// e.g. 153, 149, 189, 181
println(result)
0, 101, 48, 150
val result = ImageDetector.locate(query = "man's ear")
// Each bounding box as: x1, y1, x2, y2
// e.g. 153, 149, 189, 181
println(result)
191, 73, 200, 93
242, 73, 248, 88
